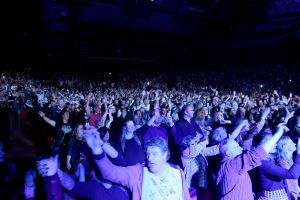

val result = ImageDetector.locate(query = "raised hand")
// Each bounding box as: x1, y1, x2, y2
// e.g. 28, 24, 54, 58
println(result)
87, 93, 93, 101
220, 119, 231, 125
102, 97, 108, 104
195, 131, 202, 143
284, 107, 294, 123
276, 123, 290, 132
117, 109, 122, 117
241, 119, 249, 127
38, 111, 45, 118
285, 107, 293, 116
82, 125, 103, 155
261, 107, 271, 120
36, 155, 58, 177
66, 161, 71, 170
108, 112, 114, 122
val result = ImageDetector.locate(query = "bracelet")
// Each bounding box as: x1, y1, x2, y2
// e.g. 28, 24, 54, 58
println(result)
93, 153, 105, 160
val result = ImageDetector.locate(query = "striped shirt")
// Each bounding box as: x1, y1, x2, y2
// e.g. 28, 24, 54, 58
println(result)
216, 147, 267, 200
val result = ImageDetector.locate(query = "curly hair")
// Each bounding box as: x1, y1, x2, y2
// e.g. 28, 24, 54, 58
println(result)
276, 136, 294, 166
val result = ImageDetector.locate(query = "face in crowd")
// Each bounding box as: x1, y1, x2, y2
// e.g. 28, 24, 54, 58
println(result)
184, 105, 194, 119
220, 139, 243, 158
145, 138, 169, 175
125, 120, 135, 134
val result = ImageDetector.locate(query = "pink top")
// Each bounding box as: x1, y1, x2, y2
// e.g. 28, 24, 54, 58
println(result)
88, 113, 102, 127
94, 153, 191, 200
216, 146, 267, 200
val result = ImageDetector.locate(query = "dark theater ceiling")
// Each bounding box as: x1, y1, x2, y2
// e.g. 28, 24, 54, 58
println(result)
1, 0, 300, 70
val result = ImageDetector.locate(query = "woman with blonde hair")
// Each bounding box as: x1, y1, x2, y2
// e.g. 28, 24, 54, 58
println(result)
117, 120, 145, 166
253, 131, 300, 200
277, 136, 300, 200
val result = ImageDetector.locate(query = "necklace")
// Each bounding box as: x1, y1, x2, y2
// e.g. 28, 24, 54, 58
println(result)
157, 164, 170, 183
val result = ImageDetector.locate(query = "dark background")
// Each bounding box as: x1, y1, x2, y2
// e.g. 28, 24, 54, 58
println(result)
1, 0, 300, 72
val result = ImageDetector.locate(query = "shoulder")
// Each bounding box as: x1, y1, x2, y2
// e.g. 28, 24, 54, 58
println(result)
277, 159, 290, 169
131, 163, 144, 175
169, 163, 181, 169
260, 159, 275, 171
169, 163, 184, 174
175, 119, 186, 126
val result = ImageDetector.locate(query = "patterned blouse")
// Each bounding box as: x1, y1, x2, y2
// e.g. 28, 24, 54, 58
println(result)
141, 164, 183, 200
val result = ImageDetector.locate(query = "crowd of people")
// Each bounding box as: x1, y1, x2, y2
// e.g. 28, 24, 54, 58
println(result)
0, 67, 300, 200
